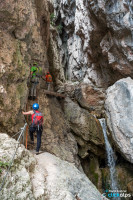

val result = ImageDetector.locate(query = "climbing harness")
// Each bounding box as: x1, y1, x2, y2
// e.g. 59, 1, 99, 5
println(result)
0, 123, 27, 192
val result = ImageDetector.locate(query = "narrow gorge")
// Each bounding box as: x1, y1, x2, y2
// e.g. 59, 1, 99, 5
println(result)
0, 0, 133, 200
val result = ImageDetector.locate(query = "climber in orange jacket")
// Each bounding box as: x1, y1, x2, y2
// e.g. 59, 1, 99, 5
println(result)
45, 72, 52, 91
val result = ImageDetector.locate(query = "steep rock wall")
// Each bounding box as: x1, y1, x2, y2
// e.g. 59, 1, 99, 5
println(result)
52, 0, 133, 87
0, 0, 49, 133
1, 0, 133, 196
0, 0, 81, 169
34, 91, 81, 167
48, 0, 133, 192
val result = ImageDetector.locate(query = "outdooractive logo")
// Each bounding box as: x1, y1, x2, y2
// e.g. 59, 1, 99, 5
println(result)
101, 190, 132, 199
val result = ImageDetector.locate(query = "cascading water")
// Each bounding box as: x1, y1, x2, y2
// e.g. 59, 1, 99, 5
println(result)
99, 118, 120, 200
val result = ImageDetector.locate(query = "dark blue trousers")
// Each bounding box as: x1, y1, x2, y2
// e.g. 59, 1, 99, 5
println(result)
29, 126, 43, 152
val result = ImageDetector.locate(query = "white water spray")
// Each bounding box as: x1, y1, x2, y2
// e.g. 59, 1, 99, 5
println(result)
99, 119, 120, 200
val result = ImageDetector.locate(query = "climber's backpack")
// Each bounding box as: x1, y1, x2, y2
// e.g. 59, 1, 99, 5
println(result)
36, 67, 42, 77
32, 110, 43, 129
47, 74, 52, 82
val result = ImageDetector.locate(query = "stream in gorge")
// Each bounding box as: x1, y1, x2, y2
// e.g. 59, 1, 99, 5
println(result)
99, 119, 121, 200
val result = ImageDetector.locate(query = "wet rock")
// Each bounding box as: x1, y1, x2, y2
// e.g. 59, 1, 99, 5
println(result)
127, 180, 133, 193
81, 156, 102, 192
116, 164, 133, 193
101, 162, 133, 196
105, 77, 133, 163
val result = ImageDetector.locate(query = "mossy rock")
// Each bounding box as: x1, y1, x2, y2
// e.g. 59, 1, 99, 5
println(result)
84, 157, 102, 189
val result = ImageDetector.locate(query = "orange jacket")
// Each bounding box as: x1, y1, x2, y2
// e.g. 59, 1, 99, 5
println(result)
45, 74, 52, 82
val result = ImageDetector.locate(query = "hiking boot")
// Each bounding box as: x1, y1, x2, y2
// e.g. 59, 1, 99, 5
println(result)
35, 151, 39, 155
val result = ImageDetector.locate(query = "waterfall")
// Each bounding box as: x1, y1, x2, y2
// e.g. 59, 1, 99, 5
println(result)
99, 119, 120, 200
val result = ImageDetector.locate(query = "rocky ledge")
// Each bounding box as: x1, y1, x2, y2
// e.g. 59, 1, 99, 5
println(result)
0, 133, 103, 200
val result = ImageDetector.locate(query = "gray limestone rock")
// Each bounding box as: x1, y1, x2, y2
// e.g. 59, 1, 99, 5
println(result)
51, 0, 133, 88
0, 133, 103, 200
33, 152, 103, 200
64, 97, 104, 158
0, 133, 36, 200
105, 77, 133, 163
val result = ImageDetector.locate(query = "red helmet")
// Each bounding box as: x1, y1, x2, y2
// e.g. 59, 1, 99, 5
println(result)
47, 72, 50, 74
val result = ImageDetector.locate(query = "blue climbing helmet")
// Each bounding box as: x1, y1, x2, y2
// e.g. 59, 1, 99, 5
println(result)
32, 103, 39, 110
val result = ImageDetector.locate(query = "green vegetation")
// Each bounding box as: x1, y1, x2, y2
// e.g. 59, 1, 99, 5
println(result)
94, 173, 99, 184
0, 160, 9, 174
56, 24, 63, 34
50, 13, 63, 34
89, 159, 99, 187
101, 169, 111, 190
50, 13, 56, 26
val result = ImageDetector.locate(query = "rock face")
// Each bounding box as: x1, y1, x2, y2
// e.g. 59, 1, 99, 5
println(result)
0, 134, 36, 200
64, 97, 105, 158
33, 152, 102, 200
1, 0, 133, 196
52, 0, 133, 87
105, 77, 133, 163
0, 0, 81, 169
36, 94, 80, 168
0, 133, 103, 200
0, 0, 50, 133
75, 84, 105, 113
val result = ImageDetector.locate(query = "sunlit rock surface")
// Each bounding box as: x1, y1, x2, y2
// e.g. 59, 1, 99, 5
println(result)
0, 0, 49, 133
0, 133, 103, 200
105, 77, 133, 163
0, 134, 36, 200
33, 152, 103, 200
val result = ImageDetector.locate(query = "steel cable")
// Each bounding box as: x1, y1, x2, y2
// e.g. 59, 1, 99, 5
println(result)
0, 123, 27, 192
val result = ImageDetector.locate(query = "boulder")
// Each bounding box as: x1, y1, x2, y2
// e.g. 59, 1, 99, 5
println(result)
105, 77, 133, 163
0, 133, 103, 200
0, 133, 36, 200
64, 97, 105, 158
127, 180, 133, 194
75, 84, 105, 113
33, 152, 103, 200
